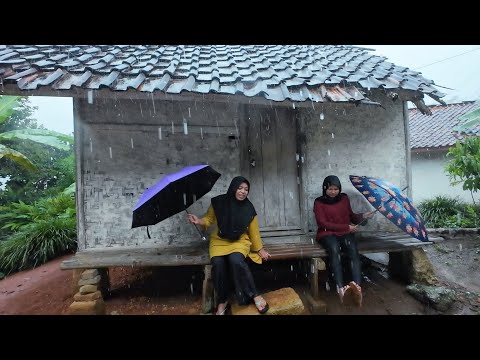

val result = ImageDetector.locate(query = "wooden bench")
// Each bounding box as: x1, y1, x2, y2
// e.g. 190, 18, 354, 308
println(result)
61, 231, 444, 313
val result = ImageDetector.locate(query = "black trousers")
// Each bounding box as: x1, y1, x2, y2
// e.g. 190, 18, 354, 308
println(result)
321, 234, 361, 289
211, 252, 259, 305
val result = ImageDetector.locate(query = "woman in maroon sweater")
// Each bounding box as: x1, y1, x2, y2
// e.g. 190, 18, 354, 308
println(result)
313, 175, 373, 306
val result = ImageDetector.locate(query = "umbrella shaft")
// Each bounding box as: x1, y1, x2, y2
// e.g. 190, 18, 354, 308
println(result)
185, 209, 207, 241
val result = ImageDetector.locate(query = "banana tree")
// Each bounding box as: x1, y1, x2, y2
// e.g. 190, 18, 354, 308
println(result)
0, 96, 73, 171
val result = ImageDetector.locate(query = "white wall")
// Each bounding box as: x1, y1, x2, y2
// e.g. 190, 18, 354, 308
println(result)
411, 151, 475, 204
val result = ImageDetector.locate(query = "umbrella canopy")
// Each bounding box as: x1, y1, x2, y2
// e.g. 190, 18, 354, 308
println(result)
132, 164, 221, 228
349, 175, 428, 242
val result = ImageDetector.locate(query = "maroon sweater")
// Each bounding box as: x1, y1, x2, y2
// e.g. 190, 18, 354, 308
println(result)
313, 194, 364, 240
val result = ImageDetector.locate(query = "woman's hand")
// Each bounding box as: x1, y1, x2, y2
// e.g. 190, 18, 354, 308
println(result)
349, 224, 358, 233
363, 211, 375, 219
187, 213, 201, 225
258, 248, 271, 261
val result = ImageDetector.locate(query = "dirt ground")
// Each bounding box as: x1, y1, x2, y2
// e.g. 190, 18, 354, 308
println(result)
1, 236, 479, 315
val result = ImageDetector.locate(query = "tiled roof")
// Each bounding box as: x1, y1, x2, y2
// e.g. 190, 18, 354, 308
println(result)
409, 101, 480, 149
0, 45, 445, 107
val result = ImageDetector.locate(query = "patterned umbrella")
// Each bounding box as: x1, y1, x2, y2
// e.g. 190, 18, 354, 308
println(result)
349, 175, 428, 241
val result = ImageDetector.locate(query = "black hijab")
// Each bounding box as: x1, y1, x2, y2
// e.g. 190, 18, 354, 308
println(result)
316, 175, 344, 205
211, 176, 257, 241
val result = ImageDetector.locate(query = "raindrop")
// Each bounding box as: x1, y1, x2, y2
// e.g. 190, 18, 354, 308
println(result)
459, 243, 462, 251
292, 103, 295, 109
325, 282, 330, 291
310, 238, 314, 245
188, 107, 191, 118
151, 93, 156, 114
301, 156, 305, 163
183, 119, 188, 135
50, 156, 54, 161
193, 194, 196, 202
290, 265, 294, 272
311, 100, 315, 110
130, 138, 134, 148
328, 163, 331, 169
320, 112, 325, 120
183, 193, 187, 206
296, 153, 300, 161
327, 149, 331, 156
200, 127, 204, 139
331, 133, 335, 139
158, 127, 162, 140
139, 103, 143, 117
171, 121, 175, 134
311, 264, 315, 273
368, 86, 371, 91
109, 147, 112, 159
190, 283, 194, 294
87, 90, 93, 104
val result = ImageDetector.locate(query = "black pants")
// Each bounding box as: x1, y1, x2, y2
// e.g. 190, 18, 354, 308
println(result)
321, 234, 361, 289
211, 252, 259, 305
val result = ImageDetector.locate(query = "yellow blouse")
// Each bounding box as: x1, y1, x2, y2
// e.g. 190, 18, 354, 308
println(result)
201, 205, 264, 264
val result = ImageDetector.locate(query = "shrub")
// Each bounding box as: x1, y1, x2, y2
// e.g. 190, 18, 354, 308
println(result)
418, 195, 480, 228
0, 193, 77, 274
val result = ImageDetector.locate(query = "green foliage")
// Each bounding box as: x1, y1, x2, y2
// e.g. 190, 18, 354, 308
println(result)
0, 96, 21, 124
0, 193, 77, 274
445, 137, 480, 196
418, 195, 480, 228
0, 97, 75, 206
0, 95, 73, 172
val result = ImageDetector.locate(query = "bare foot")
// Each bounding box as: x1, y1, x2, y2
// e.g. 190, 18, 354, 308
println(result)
253, 295, 269, 314
215, 301, 229, 315
338, 285, 350, 304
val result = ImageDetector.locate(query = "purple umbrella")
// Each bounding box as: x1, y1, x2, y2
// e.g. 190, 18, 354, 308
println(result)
132, 164, 221, 239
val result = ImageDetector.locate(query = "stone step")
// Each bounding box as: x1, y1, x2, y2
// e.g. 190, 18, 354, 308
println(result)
230, 287, 305, 315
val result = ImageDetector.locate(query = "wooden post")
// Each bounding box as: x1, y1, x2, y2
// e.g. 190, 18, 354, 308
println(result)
305, 257, 327, 314
310, 258, 319, 299
202, 265, 214, 314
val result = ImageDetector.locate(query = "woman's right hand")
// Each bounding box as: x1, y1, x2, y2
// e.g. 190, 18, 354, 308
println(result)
187, 213, 200, 225
349, 224, 358, 233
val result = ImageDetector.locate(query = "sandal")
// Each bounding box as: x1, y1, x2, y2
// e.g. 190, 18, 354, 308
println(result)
215, 301, 229, 315
348, 281, 363, 307
343, 282, 362, 307
253, 296, 269, 314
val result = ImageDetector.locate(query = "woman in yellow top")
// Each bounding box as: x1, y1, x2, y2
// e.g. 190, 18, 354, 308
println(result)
187, 176, 271, 315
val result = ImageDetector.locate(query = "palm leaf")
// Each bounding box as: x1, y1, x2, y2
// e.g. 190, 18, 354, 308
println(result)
0, 96, 20, 124
0, 144, 36, 171
0, 129, 73, 151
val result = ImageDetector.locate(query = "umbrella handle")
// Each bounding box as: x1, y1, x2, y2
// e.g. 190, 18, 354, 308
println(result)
185, 209, 207, 241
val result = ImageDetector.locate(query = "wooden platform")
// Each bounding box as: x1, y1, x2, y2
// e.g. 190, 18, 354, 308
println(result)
60, 232, 444, 270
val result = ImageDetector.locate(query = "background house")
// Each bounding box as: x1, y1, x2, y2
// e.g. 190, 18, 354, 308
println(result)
409, 101, 480, 203
0, 45, 446, 254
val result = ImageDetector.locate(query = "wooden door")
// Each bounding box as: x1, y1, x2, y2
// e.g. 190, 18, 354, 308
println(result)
241, 106, 302, 234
